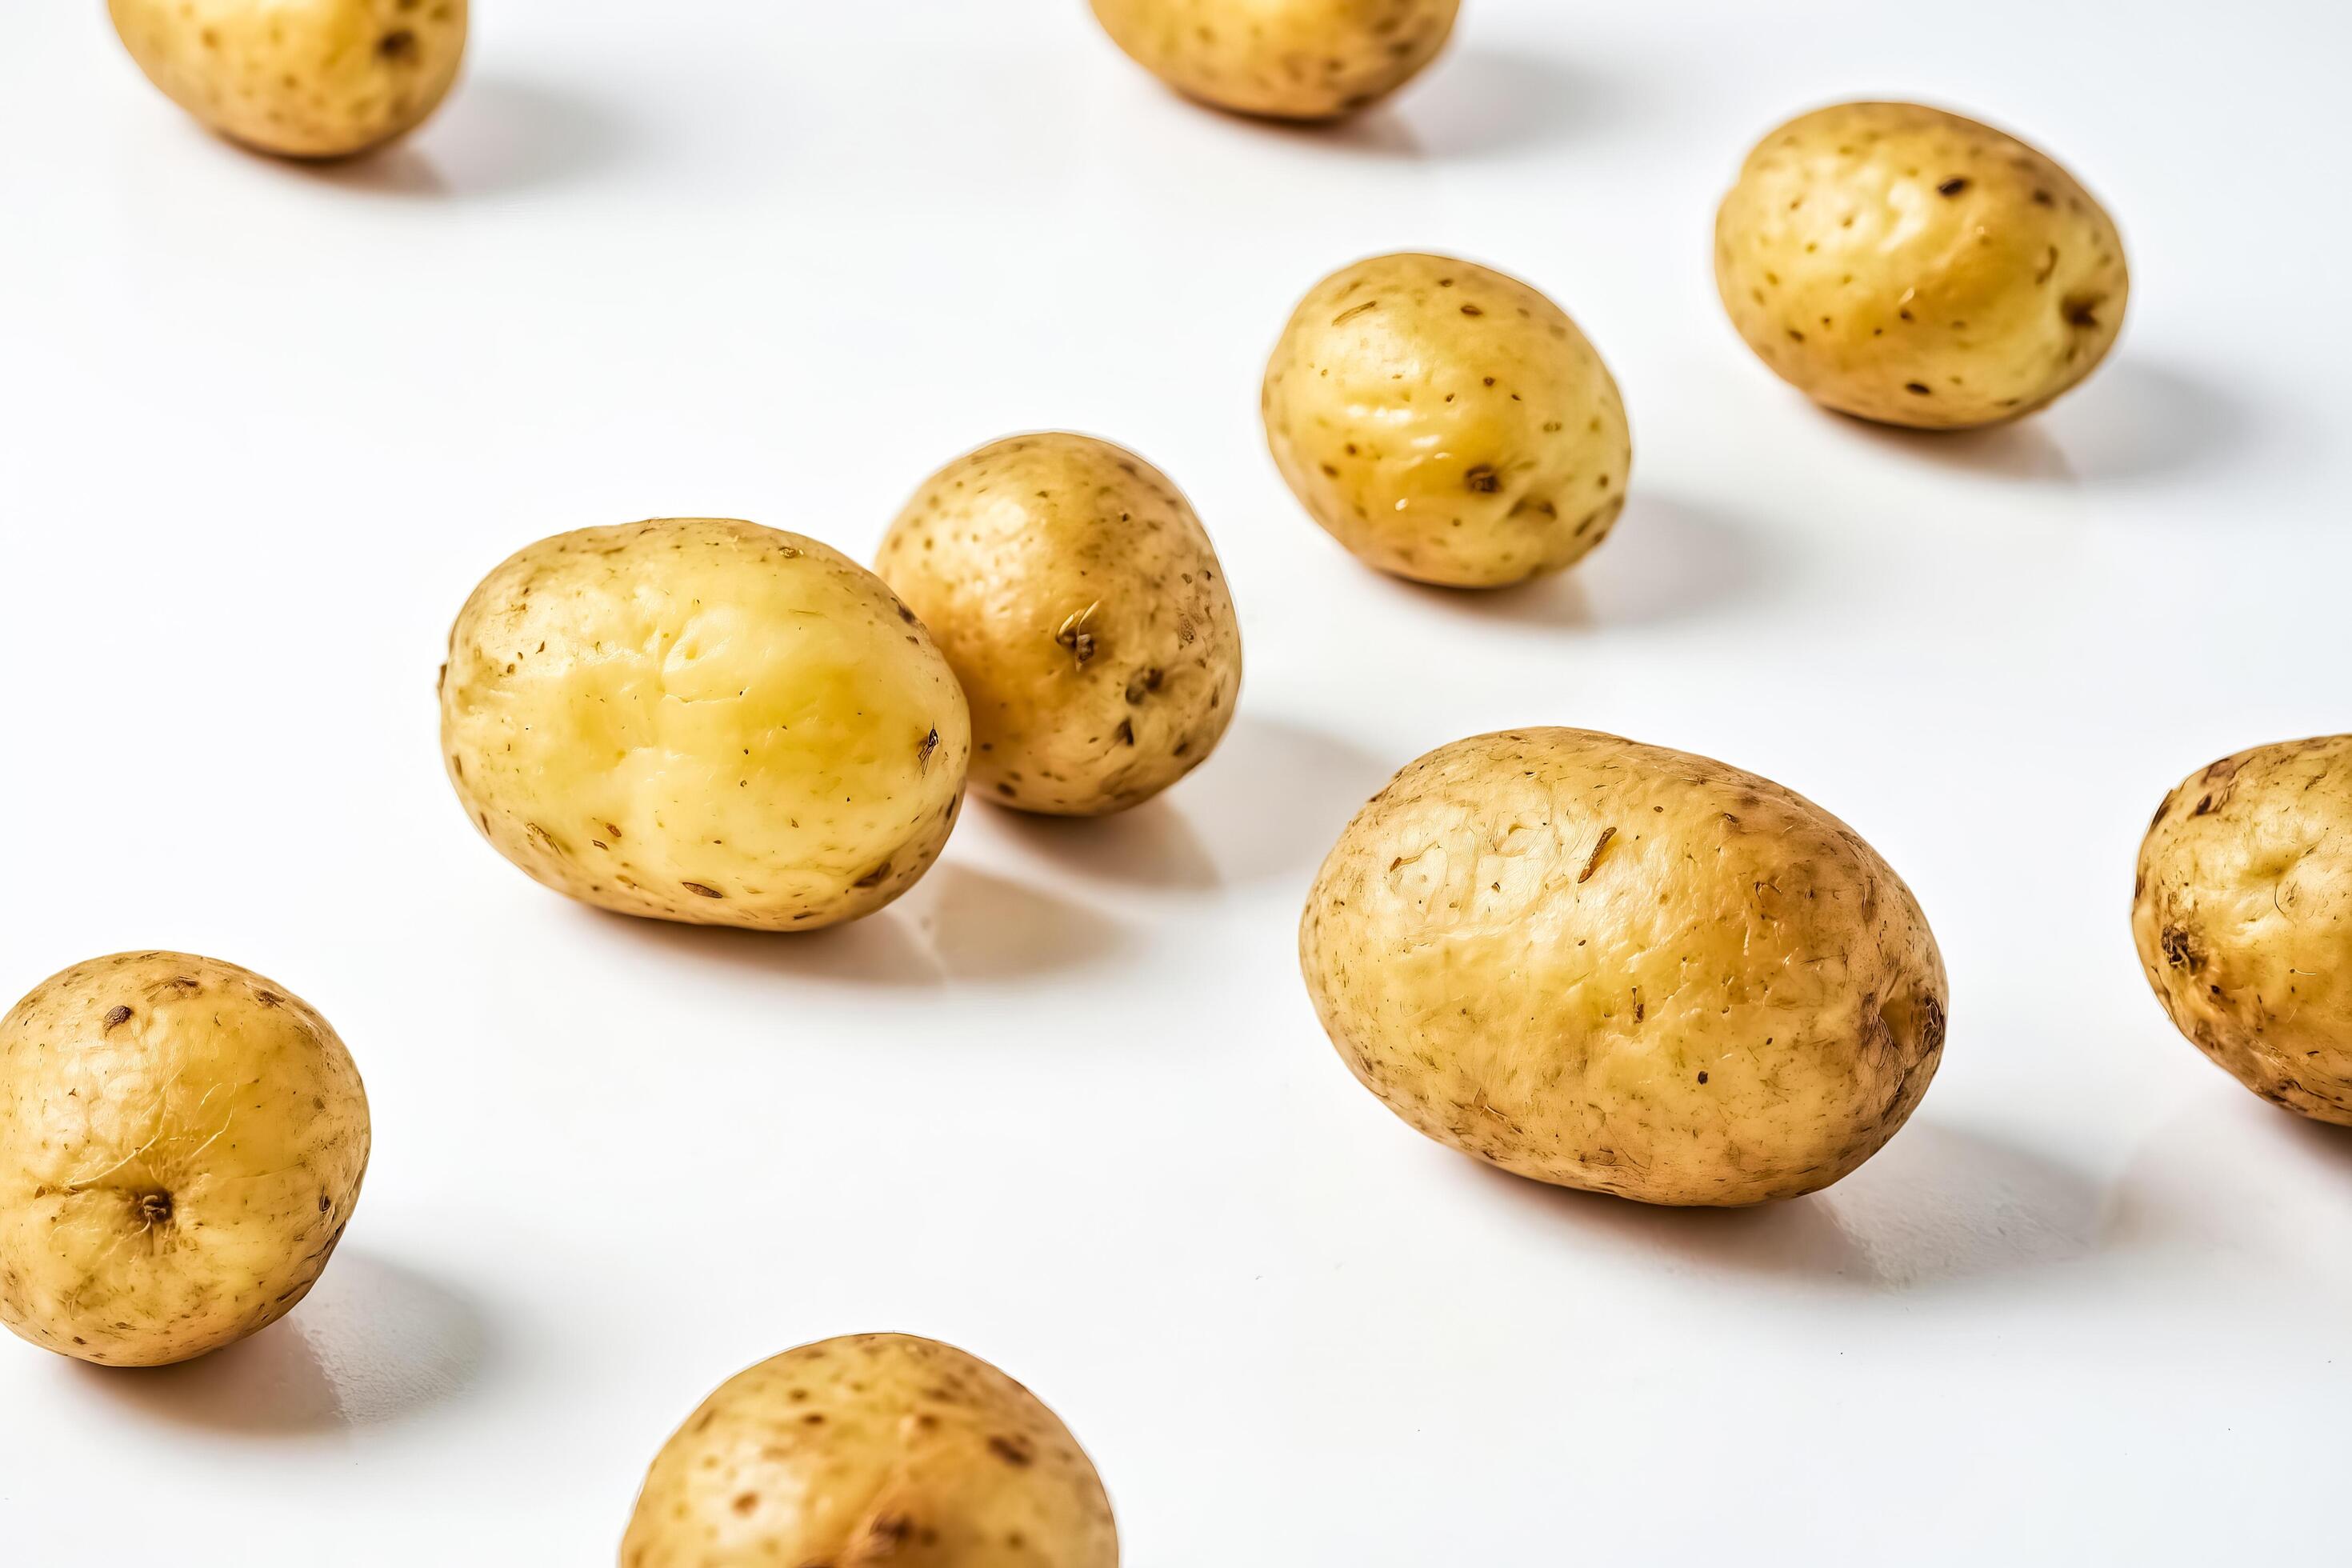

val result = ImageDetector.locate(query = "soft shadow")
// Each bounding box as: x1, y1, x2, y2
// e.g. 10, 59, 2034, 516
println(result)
1461, 1158, 1872, 1282
2106, 1092, 2352, 1257
1186, 48, 1616, 162
1167, 714, 1395, 883
990, 799, 1223, 892
297, 76, 628, 198
587, 902, 948, 989
1835, 409, 2078, 484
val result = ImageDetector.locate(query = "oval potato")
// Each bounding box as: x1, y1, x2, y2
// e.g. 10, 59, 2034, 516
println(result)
1089, 0, 1458, 122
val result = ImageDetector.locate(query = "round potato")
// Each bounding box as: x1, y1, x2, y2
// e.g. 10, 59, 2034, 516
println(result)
1300, 729, 1948, 1206
0, 952, 369, 1366
622, 1332, 1118, 1567
1090, 0, 1458, 122
876, 434, 1242, 817
2132, 736, 2352, 1125
1714, 100, 2129, 429
1264, 253, 1632, 589
441, 518, 971, 932
109, 0, 467, 160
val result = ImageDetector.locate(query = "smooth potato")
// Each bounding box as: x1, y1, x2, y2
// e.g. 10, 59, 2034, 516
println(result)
1090, 0, 1458, 121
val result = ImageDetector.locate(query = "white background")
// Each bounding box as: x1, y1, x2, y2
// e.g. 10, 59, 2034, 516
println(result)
2, 1, 2347, 1562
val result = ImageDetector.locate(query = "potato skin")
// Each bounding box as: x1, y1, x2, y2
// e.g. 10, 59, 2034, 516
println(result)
1090, 0, 1458, 122
1300, 729, 1947, 1206
2132, 737, 2352, 1125
441, 518, 971, 932
1715, 101, 2128, 429
0, 952, 369, 1366
622, 1333, 1118, 1568
876, 434, 1242, 817
1264, 253, 1632, 589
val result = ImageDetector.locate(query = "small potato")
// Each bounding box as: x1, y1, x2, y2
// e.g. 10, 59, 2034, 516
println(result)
441, 518, 971, 932
2133, 736, 2352, 1125
622, 1333, 1118, 1567
1264, 253, 1632, 589
876, 434, 1242, 817
0, 952, 369, 1366
109, 0, 467, 160
1715, 101, 2128, 428
1090, 0, 1458, 122
1301, 729, 1947, 1206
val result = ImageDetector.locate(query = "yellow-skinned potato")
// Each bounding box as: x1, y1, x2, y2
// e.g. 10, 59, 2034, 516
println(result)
110, 0, 467, 160
1264, 253, 1632, 589
1301, 729, 1947, 1206
622, 1333, 1118, 1567
1090, 0, 1458, 122
876, 434, 1242, 817
441, 518, 971, 931
0, 952, 369, 1366
1715, 101, 2128, 428
2133, 737, 2352, 1125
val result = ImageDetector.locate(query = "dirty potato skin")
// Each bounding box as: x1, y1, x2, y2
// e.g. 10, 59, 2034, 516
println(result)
441, 519, 972, 932
0, 953, 369, 1366
109, 0, 467, 160
2132, 737, 2352, 1126
1264, 253, 1633, 589
1715, 101, 2129, 429
1301, 729, 1948, 1206
876, 434, 1242, 816
622, 1333, 1118, 1568
1090, 0, 1458, 122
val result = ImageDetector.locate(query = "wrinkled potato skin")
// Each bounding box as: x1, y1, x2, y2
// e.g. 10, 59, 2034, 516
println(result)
1264, 254, 1632, 588
2132, 737, 2352, 1125
1301, 730, 1948, 1206
442, 519, 971, 932
622, 1333, 1118, 1568
1715, 101, 2128, 429
1090, 0, 1458, 122
876, 434, 1242, 817
0, 953, 369, 1366
109, 0, 467, 159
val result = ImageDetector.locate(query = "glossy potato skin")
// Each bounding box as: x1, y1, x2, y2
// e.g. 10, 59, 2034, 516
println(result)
1715, 101, 2128, 429
1301, 730, 1948, 1206
0, 953, 369, 1366
622, 1334, 1118, 1568
1090, 0, 1458, 121
1265, 254, 1632, 588
441, 519, 971, 932
2133, 737, 2352, 1125
876, 434, 1242, 816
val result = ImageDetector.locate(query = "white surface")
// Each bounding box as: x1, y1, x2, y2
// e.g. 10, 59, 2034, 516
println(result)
2, 1, 2347, 1561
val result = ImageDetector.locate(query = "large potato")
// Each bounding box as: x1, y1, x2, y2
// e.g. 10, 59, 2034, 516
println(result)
1715, 101, 2129, 429
875, 434, 1242, 817
0, 952, 369, 1366
2133, 736, 2352, 1125
441, 518, 971, 931
1090, 0, 1458, 122
1300, 729, 1947, 1206
109, 0, 466, 159
622, 1333, 1118, 1567
1264, 253, 1632, 589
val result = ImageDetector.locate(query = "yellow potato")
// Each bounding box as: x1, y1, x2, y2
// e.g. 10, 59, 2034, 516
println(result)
1090, 0, 1458, 122
0, 952, 369, 1366
622, 1333, 1118, 1567
1714, 100, 2129, 428
1300, 729, 1948, 1206
876, 434, 1242, 817
1263, 252, 1632, 589
109, 0, 467, 159
441, 518, 971, 932
2133, 736, 2352, 1125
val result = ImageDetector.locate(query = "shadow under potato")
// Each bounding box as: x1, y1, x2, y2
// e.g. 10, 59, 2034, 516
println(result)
294, 76, 630, 198
1154, 714, 1398, 885
1239, 47, 1626, 161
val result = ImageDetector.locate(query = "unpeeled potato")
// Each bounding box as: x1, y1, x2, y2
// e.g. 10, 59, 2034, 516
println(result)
1089, 0, 1458, 121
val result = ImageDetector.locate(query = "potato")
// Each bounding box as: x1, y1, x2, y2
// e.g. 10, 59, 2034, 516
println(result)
1089, 0, 1458, 122
441, 518, 971, 932
2132, 736, 2352, 1125
622, 1333, 1118, 1567
875, 434, 1242, 817
1263, 253, 1632, 589
1300, 729, 1947, 1206
109, 0, 467, 160
0, 952, 369, 1366
1714, 101, 2129, 429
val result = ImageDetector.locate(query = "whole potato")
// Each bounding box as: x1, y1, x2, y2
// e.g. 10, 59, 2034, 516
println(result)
1090, 0, 1458, 122
1301, 729, 1947, 1206
0, 952, 369, 1366
1715, 101, 2129, 428
876, 434, 1242, 817
622, 1333, 1118, 1567
441, 518, 971, 932
109, 0, 467, 159
2132, 736, 2352, 1125
1264, 253, 1632, 589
